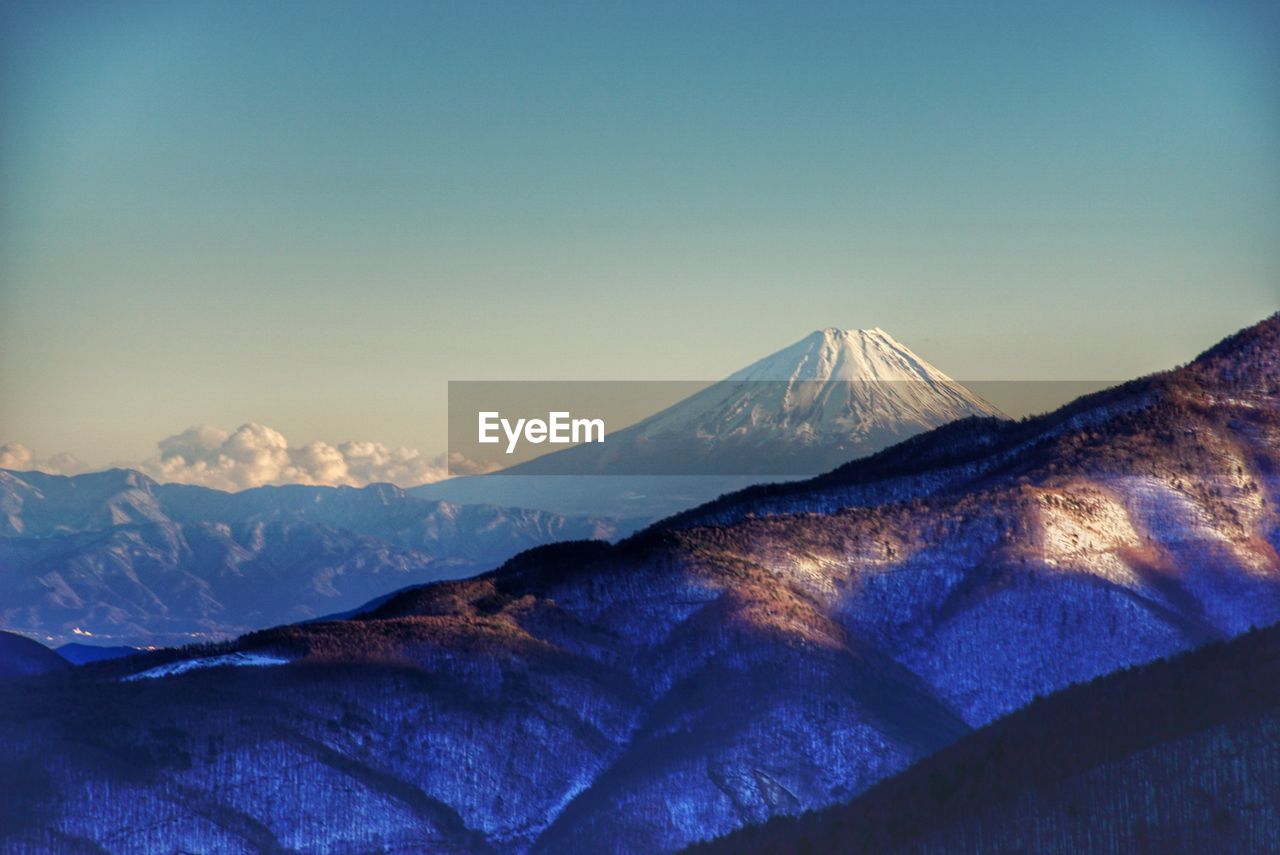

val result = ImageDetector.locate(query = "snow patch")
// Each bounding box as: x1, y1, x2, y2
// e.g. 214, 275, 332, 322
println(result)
124, 652, 289, 681
1036, 488, 1142, 586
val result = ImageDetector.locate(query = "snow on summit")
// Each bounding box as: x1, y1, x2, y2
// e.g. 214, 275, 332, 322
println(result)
728, 327, 947, 383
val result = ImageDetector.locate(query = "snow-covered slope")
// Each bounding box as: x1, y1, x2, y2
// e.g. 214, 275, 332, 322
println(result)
506, 327, 1003, 476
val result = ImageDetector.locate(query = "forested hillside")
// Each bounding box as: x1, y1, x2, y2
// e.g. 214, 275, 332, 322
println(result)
694, 622, 1280, 853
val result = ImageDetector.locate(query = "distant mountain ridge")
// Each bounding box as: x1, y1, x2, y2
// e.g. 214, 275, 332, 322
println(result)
55, 642, 142, 665
0, 631, 68, 682
3, 314, 1275, 853
0, 469, 639, 646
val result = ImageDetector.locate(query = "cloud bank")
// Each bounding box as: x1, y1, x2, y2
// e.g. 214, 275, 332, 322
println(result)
0, 443, 90, 476
1, 425, 496, 491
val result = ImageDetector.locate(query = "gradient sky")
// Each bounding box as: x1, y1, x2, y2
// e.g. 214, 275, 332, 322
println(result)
2, 0, 1278, 465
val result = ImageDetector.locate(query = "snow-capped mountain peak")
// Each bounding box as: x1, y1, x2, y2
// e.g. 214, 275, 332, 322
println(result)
645, 326, 1003, 447
506, 326, 1004, 475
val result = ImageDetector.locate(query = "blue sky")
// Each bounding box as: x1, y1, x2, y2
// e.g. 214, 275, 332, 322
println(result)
2, 0, 1277, 465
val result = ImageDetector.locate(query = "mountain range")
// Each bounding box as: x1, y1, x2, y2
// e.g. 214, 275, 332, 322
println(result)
0, 470, 634, 647
1, 328, 996, 648
2, 314, 1275, 852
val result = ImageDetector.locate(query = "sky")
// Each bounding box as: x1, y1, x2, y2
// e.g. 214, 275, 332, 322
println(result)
1, 0, 1278, 481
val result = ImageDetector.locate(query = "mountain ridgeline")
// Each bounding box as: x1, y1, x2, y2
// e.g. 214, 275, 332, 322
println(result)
2, 315, 1278, 853
0, 631, 69, 682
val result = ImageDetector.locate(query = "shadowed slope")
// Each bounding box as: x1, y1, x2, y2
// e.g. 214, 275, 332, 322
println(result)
693, 621, 1280, 853
0, 632, 68, 682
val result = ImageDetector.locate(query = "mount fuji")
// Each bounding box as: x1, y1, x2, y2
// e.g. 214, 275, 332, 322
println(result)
416, 328, 1002, 514
544, 327, 998, 473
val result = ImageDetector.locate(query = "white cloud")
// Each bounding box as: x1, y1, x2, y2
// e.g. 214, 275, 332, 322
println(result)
0, 443, 89, 475
2, 425, 498, 491
0, 443, 36, 470
143, 423, 496, 490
